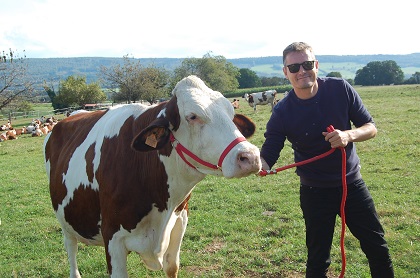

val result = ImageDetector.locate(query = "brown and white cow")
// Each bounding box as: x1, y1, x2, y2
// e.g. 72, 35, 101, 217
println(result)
231, 98, 240, 109
243, 89, 277, 111
44, 75, 261, 278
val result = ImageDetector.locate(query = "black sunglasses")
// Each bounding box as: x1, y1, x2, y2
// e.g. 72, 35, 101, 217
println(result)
286, 60, 315, 73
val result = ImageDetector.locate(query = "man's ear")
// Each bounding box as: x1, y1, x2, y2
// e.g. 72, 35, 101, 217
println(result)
132, 118, 170, 152
233, 114, 256, 138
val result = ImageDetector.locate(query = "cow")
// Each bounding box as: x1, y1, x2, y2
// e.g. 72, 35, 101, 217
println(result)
25, 124, 36, 134
15, 126, 26, 135
6, 128, 17, 140
1, 120, 12, 131
31, 124, 43, 137
242, 89, 277, 111
231, 98, 240, 109
44, 75, 262, 278
0, 132, 7, 141
69, 109, 90, 116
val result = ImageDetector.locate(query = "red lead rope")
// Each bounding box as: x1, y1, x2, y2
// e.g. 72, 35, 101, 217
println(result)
338, 142, 347, 278
258, 125, 347, 278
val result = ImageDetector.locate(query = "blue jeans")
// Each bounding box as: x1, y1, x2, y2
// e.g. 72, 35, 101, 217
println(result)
300, 179, 394, 278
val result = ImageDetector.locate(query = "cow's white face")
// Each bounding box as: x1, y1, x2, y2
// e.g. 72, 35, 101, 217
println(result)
172, 76, 261, 178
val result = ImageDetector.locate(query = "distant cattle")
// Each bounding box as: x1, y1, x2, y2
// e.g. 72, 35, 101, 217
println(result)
15, 126, 26, 136
32, 127, 43, 137
231, 98, 240, 109
242, 89, 277, 111
69, 109, 90, 116
25, 125, 36, 134
6, 128, 17, 140
44, 75, 261, 278
1, 120, 12, 131
273, 90, 289, 106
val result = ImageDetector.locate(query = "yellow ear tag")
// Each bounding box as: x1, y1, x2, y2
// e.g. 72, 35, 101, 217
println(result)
145, 133, 158, 148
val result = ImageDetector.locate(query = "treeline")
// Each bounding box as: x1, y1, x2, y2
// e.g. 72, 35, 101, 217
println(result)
2, 50, 420, 118
26, 53, 420, 88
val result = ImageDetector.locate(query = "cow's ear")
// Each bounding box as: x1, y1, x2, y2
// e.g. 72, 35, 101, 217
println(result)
233, 114, 256, 138
132, 120, 170, 152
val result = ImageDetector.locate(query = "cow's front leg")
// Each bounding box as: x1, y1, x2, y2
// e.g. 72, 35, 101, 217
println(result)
105, 234, 129, 278
163, 209, 189, 278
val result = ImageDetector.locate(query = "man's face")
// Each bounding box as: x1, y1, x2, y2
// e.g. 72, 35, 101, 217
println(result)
283, 50, 318, 90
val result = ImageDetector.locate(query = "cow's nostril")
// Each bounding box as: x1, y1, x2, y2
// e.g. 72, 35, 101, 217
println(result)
235, 151, 261, 175
239, 156, 248, 162
238, 152, 253, 164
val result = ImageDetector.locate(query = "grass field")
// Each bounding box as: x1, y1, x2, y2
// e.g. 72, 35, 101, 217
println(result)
0, 84, 419, 277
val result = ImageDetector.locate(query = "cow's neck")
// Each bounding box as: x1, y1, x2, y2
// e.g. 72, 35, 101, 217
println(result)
160, 153, 206, 208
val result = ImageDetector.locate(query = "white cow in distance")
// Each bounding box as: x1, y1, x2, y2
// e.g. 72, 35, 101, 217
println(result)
242, 89, 277, 111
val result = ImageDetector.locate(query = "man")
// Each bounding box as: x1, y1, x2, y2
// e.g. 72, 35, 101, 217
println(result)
260, 42, 394, 277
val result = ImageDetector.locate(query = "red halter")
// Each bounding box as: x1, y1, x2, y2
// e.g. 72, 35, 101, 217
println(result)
170, 133, 246, 171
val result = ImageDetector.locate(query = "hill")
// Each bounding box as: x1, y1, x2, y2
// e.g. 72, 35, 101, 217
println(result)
230, 54, 420, 79
27, 53, 420, 88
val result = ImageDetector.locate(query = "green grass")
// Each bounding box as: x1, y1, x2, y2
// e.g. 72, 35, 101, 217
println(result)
0, 85, 419, 277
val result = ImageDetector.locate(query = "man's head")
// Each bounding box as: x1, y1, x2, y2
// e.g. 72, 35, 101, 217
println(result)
282, 42, 319, 95
282, 42, 314, 64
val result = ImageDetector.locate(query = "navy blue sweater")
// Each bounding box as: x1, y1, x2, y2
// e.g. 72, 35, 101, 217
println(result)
260, 77, 374, 187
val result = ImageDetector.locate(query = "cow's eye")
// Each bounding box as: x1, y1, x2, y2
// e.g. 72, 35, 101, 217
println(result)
186, 113, 204, 124
186, 114, 197, 122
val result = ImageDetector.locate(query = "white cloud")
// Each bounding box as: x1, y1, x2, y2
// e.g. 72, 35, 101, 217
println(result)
0, 0, 418, 58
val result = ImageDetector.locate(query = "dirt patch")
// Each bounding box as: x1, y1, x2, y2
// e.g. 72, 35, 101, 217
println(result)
203, 238, 226, 253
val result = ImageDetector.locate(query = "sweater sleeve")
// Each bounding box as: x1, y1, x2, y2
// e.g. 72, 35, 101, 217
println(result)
345, 81, 375, 127
260, 108, 286, 169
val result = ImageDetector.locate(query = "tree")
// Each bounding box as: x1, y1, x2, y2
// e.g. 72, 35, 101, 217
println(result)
238, 68, 261, 88
101, 55, 142, 103
17, 101, 33, 112
404, 72, 420, 84
54, 76, 106, 108
326, 71, 342, 78
0, 49, 34, 110
355, 60, 404, 85
137, 66, 170, 104
325, 72, 354, 85
101, 55, 170, 104
260, 76, 289, 86
44, 81, 66, 110
171, 52, 240, 93
346, 78, 355, 86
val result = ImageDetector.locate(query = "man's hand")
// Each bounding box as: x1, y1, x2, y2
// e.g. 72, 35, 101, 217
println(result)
322, 129, 349, 148
261, 158, 271, 170
322, 123, 377, 148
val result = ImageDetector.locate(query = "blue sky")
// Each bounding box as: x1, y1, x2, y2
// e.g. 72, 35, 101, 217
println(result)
1, 0, 418, 59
